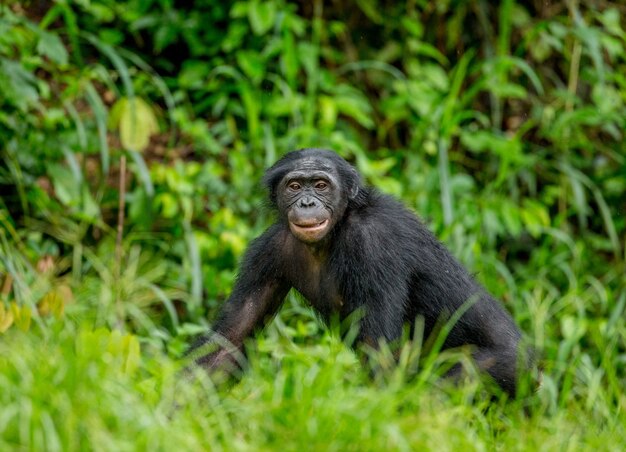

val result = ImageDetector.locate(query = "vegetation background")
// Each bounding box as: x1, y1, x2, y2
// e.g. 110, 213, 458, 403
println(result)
1, 0, 625, 449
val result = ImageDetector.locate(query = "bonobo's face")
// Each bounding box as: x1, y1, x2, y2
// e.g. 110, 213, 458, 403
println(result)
277, 157, 347, 244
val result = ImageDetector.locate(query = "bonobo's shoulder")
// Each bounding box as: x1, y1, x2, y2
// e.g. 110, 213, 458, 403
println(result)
370, 190, 413, 210
248, 223, 289, 251
344, 189, 437, 243
350, 189, 422, 225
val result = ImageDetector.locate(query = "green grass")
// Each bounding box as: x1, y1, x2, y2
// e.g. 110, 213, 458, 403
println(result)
1, 290, 624, 451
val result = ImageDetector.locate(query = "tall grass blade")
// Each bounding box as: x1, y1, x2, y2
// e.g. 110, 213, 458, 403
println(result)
128, 150, 154, 197
85, 82, 110, 174
64, 101, 87, 150
83, 33, 135, 99
183, 221, 202, 313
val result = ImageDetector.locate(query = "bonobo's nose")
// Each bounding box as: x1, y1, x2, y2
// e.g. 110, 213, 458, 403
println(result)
299, 196, 316, 208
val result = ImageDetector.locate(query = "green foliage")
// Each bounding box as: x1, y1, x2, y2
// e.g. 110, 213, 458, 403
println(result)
1, 311, 624, 450
1, 0, 625, 449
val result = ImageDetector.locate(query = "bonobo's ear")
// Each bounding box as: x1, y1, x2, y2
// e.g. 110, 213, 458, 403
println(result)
262, 163, 285, 206
345, 164, 368, 208
347, 166, 360, 200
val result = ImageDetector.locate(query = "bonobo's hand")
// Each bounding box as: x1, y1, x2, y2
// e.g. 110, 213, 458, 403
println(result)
184, 335, 246, 382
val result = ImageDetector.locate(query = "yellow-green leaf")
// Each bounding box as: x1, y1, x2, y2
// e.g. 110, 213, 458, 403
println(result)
112, 97, 159, 152
39, 284, 72, 318
0, 303, 14, 333
11, 302, 31, 332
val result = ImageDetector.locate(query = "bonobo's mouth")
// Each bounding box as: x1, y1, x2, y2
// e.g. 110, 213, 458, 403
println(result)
290, 219, 329, 234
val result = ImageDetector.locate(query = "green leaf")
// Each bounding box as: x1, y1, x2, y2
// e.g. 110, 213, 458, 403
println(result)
236, 50, 265, 84
332, 85, 374, 129
128, 150, 154, 196
592, 84, 622, 114
266, 95, 305, 117
501, 201, 522, 237
373, 177, 402, 197
0, 59, 39, 109
112, 97, 159, 152
230, 1, 248, 18
36, 31, 68, 66
48, 164, 79, 207
355, 0, 382, 24
85, 83, 110, 173
281, 31, 298, 85
178, 60, 210, 89
248, 1, 275, 35
318, 96, 337, 128
240, 84, 260, 139
156, 193, 179, 218
521, 200, 550, 237
491, 82, 527, 99
80, 184, 100, 221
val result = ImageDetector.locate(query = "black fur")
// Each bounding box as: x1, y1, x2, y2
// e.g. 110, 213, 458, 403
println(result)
191, 149, 526, 395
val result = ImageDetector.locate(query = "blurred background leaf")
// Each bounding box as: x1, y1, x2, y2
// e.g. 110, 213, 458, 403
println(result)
0, 0, 625, 449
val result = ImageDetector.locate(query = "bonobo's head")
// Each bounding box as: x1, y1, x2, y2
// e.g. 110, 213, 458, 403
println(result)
264, 149, 366, 244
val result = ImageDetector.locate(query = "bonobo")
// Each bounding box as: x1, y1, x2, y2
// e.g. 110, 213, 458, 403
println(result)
191, 149, 527, 395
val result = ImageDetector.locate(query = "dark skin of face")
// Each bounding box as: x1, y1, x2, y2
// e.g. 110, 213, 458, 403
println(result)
276, 157, 349, 245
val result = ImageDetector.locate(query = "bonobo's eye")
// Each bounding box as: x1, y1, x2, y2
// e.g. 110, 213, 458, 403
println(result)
314, 181, 328, 190
288, 182, 302, 191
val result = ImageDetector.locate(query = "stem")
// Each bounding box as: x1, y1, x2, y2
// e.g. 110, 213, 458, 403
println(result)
564, 0, 581, 147
566, 41, 581, 113
115, 154, 127, 276
114, 154, 127, 326
438, 137, 453, 226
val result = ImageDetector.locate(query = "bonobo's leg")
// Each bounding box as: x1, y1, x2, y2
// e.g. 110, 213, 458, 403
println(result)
341, 268, 409, 352
444, 343, 524, 396
444, 300, 527, 396
354, 307, 407, 376
475, 345, 526, 395
356, 303, 405, 348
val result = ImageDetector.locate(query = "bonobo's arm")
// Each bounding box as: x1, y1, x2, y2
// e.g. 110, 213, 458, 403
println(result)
191, 226, 290, 372
414, 248, 525, 396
